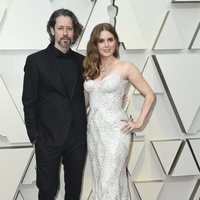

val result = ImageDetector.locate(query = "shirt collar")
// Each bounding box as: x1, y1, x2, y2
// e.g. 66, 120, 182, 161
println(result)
50, 44, 72, 59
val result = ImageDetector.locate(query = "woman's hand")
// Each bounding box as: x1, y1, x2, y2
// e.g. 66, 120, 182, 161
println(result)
120, 117, 143, 134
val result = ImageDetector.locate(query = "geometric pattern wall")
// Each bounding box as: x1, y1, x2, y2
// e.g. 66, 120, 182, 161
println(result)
0, 0, 200, 199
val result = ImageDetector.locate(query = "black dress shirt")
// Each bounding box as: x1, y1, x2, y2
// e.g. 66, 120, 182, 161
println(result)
51, 45, 77, 97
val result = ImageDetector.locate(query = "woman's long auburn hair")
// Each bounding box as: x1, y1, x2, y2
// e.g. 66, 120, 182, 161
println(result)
83, 23, 120, 80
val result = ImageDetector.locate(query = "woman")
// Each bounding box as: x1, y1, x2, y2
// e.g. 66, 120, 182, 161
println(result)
83, 23, 155, 200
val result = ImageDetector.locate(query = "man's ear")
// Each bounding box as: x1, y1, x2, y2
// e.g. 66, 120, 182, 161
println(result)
50, 27, 54, 35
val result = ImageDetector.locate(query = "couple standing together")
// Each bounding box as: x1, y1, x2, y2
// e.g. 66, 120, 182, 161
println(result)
22, 8, 155, 200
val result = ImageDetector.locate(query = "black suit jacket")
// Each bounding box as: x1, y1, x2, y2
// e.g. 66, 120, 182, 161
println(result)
22, 44, 87, 146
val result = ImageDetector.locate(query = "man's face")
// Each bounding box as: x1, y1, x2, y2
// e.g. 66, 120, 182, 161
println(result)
50, 15, 74, 53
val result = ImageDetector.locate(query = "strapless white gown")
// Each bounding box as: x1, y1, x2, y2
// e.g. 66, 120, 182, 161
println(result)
84, 73, 131, 200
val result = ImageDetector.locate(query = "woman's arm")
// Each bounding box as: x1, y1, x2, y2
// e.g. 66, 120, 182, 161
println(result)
84, 90, 90, 108
121, 62, 155, 133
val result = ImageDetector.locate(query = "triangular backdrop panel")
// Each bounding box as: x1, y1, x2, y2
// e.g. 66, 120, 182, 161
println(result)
187, 139, 200, 169
151, 140, 182, 174
153, 11, 184, 50
172, 0, 200, 2
0, 147, 33, 200
155, 54, 200, 133
0, 0, 53, 49
16, 193, 23, 200
51, 0, 95, 28
171, 9, 200, 48
115, 0, 146, 49
142, 57, 164, 94
0, 76, 29, 143
135, 181, 163, 200
132, 142, 165, 181
172, 141, 199, 176
0, 5, 5, 23
190, 23, 200, 49
22, 153, 36, 185
128, 178, 140, 200
77, 0, 111, 50
158, 178, 199, 200
127, 141, 145, 174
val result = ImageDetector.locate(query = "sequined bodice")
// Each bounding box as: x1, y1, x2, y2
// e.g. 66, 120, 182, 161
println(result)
84, 72, 128, 119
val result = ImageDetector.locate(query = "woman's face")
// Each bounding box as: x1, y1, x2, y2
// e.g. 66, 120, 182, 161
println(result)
97, 30, 116, 58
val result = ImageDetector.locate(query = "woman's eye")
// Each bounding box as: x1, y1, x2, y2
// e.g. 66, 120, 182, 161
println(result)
98, 39, 104, 43
108, 38, 114, 42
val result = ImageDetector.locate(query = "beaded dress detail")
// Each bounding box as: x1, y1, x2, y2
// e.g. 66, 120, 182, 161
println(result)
84, 72, 131, 200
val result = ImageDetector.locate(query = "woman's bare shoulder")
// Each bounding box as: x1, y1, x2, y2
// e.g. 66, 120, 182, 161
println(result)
117, 59, 138, 72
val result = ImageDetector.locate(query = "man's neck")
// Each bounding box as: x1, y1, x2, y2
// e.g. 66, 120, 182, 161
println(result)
54, 44, 69, 54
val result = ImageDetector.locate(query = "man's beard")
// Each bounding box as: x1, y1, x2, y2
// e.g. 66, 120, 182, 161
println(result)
58, 37, 73, 49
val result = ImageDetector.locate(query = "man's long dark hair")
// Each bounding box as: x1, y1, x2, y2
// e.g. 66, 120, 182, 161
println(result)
47, 8, 83, 45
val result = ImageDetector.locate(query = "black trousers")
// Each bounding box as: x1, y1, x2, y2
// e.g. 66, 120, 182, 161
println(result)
35, 125, 87, 200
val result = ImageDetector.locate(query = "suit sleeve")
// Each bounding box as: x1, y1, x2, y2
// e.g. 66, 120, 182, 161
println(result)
22, 56, 39, 143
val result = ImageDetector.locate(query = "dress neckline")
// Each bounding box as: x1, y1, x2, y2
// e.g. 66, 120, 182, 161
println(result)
92, 72, 127, 85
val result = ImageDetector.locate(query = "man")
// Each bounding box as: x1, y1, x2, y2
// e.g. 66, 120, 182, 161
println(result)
22, 9, 87, 200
